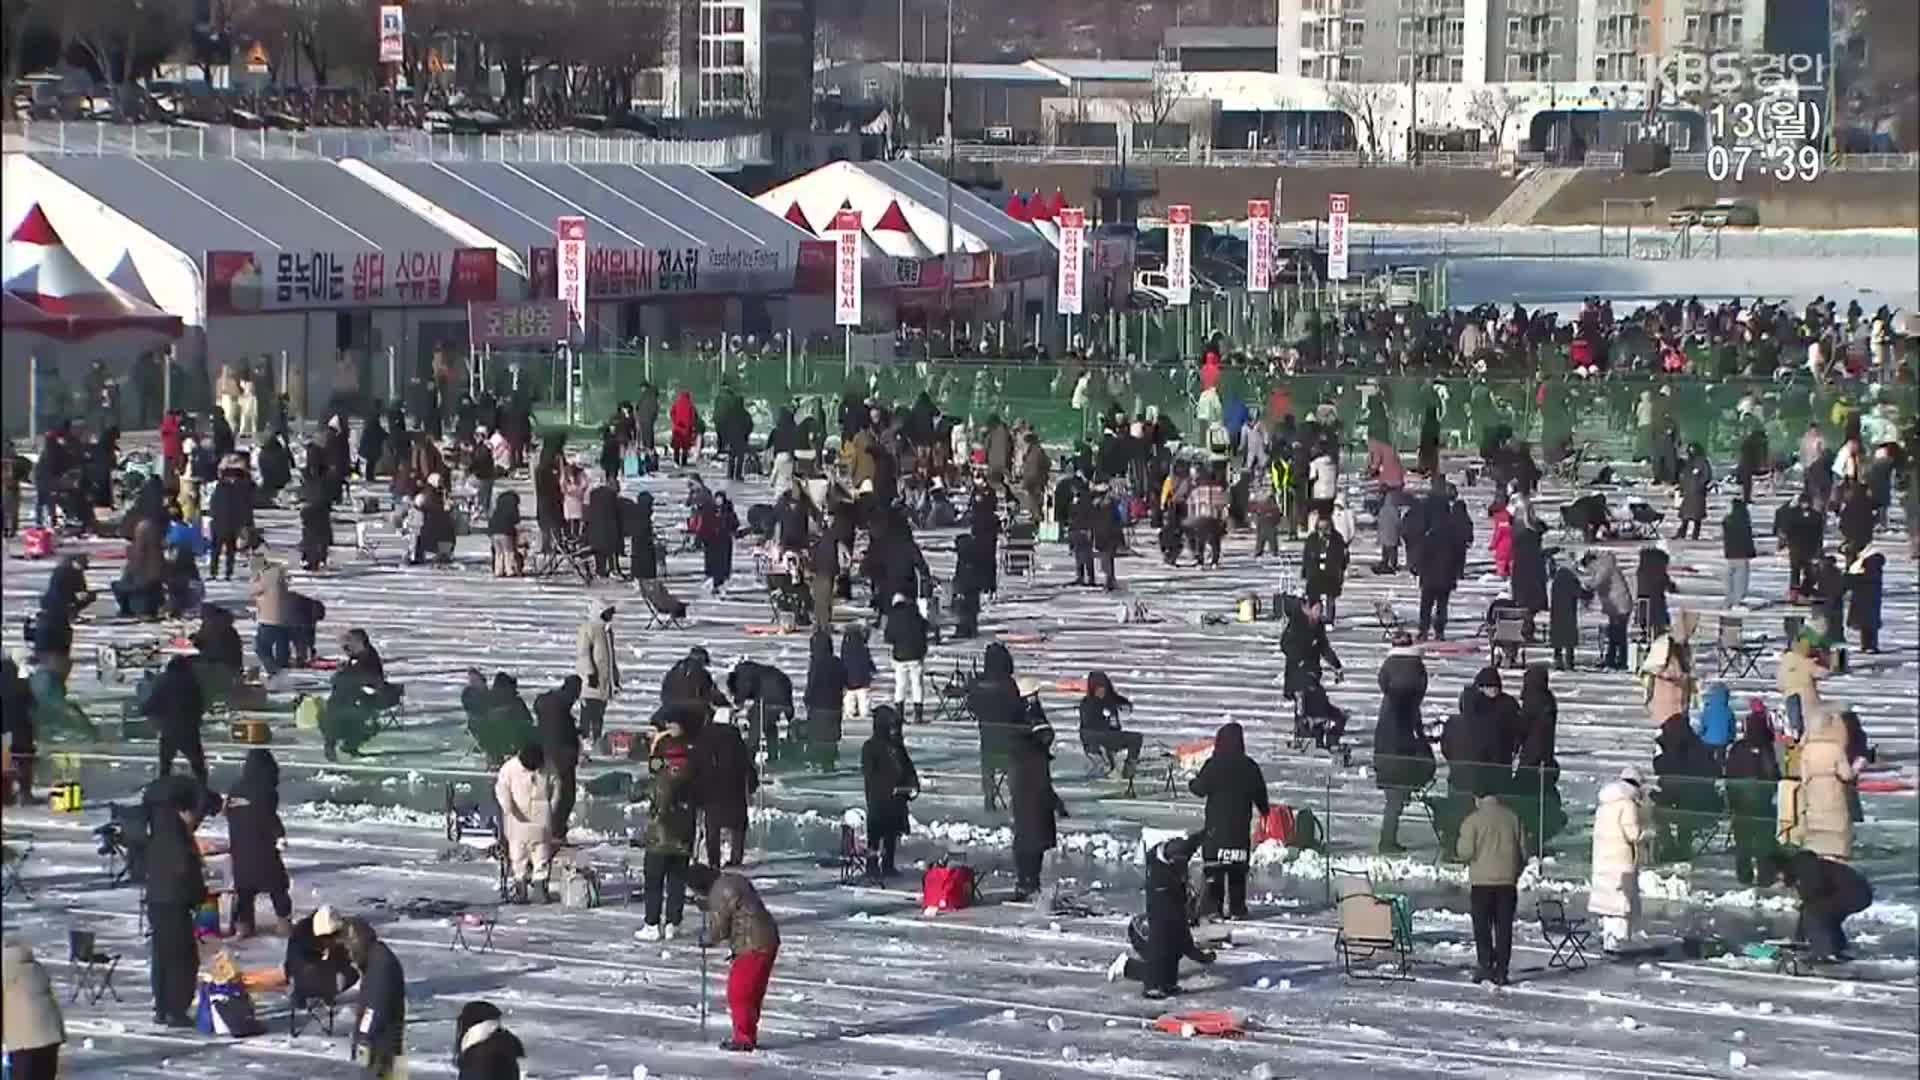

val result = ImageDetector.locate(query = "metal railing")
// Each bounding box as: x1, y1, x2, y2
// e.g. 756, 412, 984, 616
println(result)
922, 144, 1504, 168
9, 119, 761, 169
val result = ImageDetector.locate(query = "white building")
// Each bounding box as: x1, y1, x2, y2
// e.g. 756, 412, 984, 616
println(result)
637, 0, 816, 126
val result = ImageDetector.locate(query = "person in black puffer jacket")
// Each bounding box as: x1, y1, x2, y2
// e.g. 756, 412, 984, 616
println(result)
487, 491, 523, 578
1117, 831, 1214, 999
802, 630, 847, 772
1077, 670, 1141, 780
1512, 663, 1567, 851
342, 917, 406, 1076
454, 1000, 525, 1080
1006, 702, 1065, 901
860, 704, 919, 879
696, 711, 757, 867
146, 655, 207, 786
1188, 721, 1270, 920
142, 775, 208, 1026
227, 748, 291, 937
969, 643, 1023, 810
1722, 702, 1781, 885
1372, 634, 1432, 853
1439, 667, 1520, 848
726, 660, 792, 764
882, 594, 928, 724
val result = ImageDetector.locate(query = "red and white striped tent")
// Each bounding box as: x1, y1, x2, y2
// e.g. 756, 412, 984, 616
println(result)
3, 204, 182, 347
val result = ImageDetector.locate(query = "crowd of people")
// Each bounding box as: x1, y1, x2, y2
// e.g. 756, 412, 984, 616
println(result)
2, 334, 1910, 1073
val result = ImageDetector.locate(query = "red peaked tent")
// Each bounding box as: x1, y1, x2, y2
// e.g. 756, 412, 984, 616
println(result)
1003, 192, 1030, 222
783, 201, 816, 234
872, 199, 914, 234
1027, 192, 1056, 224
3, 205, 182, 343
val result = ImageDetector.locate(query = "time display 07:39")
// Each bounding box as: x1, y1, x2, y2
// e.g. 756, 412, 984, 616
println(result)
1706, 100, 1823, 182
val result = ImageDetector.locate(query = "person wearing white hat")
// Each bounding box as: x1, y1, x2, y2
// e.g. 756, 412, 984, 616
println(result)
576, 597, 621, 747
1590, 766, 1654, 950
285, 903, 359, 1012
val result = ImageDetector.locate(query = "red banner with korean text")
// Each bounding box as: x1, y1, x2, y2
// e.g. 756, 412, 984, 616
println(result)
204, 248, 497, 315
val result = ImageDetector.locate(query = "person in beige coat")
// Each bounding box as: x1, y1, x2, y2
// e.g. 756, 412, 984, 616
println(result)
2, 940, 65, 1078
1776, 636, 1831, 741
576, 597, 621, 746
1589, 766, 1653, 949
1639, 609, 1698, 726
1796, 712, 1857, 860
495, 743, 556, 903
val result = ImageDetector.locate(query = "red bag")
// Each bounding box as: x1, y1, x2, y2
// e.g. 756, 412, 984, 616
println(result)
921, 861, 976, 912
22, 526, 54, 559
1251, 805, 1296, 847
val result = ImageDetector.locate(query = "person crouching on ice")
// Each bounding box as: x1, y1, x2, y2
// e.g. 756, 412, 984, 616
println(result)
1106, 832, 1216, 1000
685, 864, 780, 1053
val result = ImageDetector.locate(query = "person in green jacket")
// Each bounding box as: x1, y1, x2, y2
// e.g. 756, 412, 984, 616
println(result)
1456, 790, 1526, 985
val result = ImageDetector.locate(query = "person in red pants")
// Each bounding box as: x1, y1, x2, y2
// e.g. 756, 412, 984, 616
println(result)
686, 864, 780, 1052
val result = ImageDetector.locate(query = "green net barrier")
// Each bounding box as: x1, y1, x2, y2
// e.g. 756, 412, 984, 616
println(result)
484, 345, 1915, 461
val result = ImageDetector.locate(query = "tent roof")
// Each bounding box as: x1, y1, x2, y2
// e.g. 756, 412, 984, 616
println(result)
754, 159, 1047, 261
29, 155, 466, 256
3, 205, 181, 342
362, 161, 815, 256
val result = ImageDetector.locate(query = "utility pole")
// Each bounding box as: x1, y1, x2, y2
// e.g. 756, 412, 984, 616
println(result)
941, 0, 955, 326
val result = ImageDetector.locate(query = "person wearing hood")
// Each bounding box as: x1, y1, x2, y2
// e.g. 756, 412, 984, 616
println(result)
840, 623, 875, 723
488, 489, 524, 577
1414, 482, 1469, 640
1724, 702, 1781, 884
1845, 544, 1885, 653
1513, 663, 1565, 851
727, 659, 792, 764
143, 774, 208, 1026
1693, 682, 1737, 759
1546, 556, 1587, 671
576, 598, 621, 747
883, 593, 929, 724
227, 748, 291, 937
3, 940, 66, 1077
1188, 721, 1270, 919
686, 863, 782, 1053
1590, 767, 1652, 949
1797, 711, 1857, 860
495, 742, 556, 903
251, 558, 294, 673
1280, 597, 1342, 703
454, 1000, 525, 1080
1770, 849, 1873, 964
1112, 832, 1215, 999
802, 629, 848, 773
322, 629, 395, 761
285, 905, 358, 1013
1635, 546, 1678, 635
1077, 671, 1141, 781
860, 705, 919, 879
1676, 444, 1713, 539
1652, 712, 1722, 859
1456, 788, 1526, 985
640, 710, 700, 939
340, 918, 406, 1078
112, 517, 167, 617
1639, 609, 1698, 727
1440, 667, 1521, 846
951, 533, 987, 638
1723, 495, 1757, 608
208, 459, 255, 582
1007, 701, 1066, 902
535, 675, 584, 843
660, 647, 729, 734
1509, 503, 1548, 617
697, 709, 757, 867
1582, 551, 1634, 670
583, 472, 623, 578
146, 654, 208, 785
668, 388, 699, 466
970, 643, 1024, 811
1372, 634, 1432, 853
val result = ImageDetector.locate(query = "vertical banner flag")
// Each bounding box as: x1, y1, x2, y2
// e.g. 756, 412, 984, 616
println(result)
556, 216, 588, 342
1327, 192, 1351, 282
378, 5, 406, 64
1246, 199, 1272, 293
832, 209, 862, 327
1166, 203, 1193, 307
1057, 207, 1085, 315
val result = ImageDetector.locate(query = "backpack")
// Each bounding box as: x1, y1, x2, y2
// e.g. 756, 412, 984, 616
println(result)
558, 856, 601, 909
921, 856, 978, 912
1252, 804, 1325, 852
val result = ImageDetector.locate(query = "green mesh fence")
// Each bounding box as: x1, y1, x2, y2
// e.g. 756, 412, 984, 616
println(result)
487, 344, 1914, 463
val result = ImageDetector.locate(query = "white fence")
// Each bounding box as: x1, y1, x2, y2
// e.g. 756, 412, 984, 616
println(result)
8, 120, 767, 169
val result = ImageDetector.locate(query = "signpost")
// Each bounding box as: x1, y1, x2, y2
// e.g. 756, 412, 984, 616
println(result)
1327, 192, 1351, 283
832, 209, 862, 373
378, 5, 405, 65
1057, 207, 1084, 350
556, 215, 587, 425
1167, 203, 1192, 355
1247, 199, 1272, 349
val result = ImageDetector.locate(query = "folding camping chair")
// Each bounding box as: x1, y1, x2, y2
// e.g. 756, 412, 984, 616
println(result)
838, 821, 871, 885
1001, 524, 1037, 581
930, 657, 978, 724
1489, 614, 1530, 670
1536, 899, 1593, 972
637, 581, 691, 631
1372, 599, 1405, 640
2, 833, 31, 899
1333, 873, 1413, 980
1714, 616, 1766, 678
67, 928, 121, 1004
291, 992, 338, 1036
450, 905, 500, 953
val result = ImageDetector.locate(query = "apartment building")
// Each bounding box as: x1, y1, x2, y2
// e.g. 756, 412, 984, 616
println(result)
1272, 0, 1766, 84
638, 0, 816, 127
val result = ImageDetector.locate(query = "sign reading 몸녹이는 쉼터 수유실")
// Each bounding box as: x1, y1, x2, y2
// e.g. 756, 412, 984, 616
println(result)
203, 248, 499, 315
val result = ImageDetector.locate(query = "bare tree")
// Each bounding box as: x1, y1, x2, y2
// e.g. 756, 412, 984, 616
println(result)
1326, 81, 1394, 158
293, 0, 377, 89
229, 0, 302, 85
1465, 86, 1524, 149
2, 0, 55, 94
65, 0, 194, 110
1120, 56, 1189, 150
